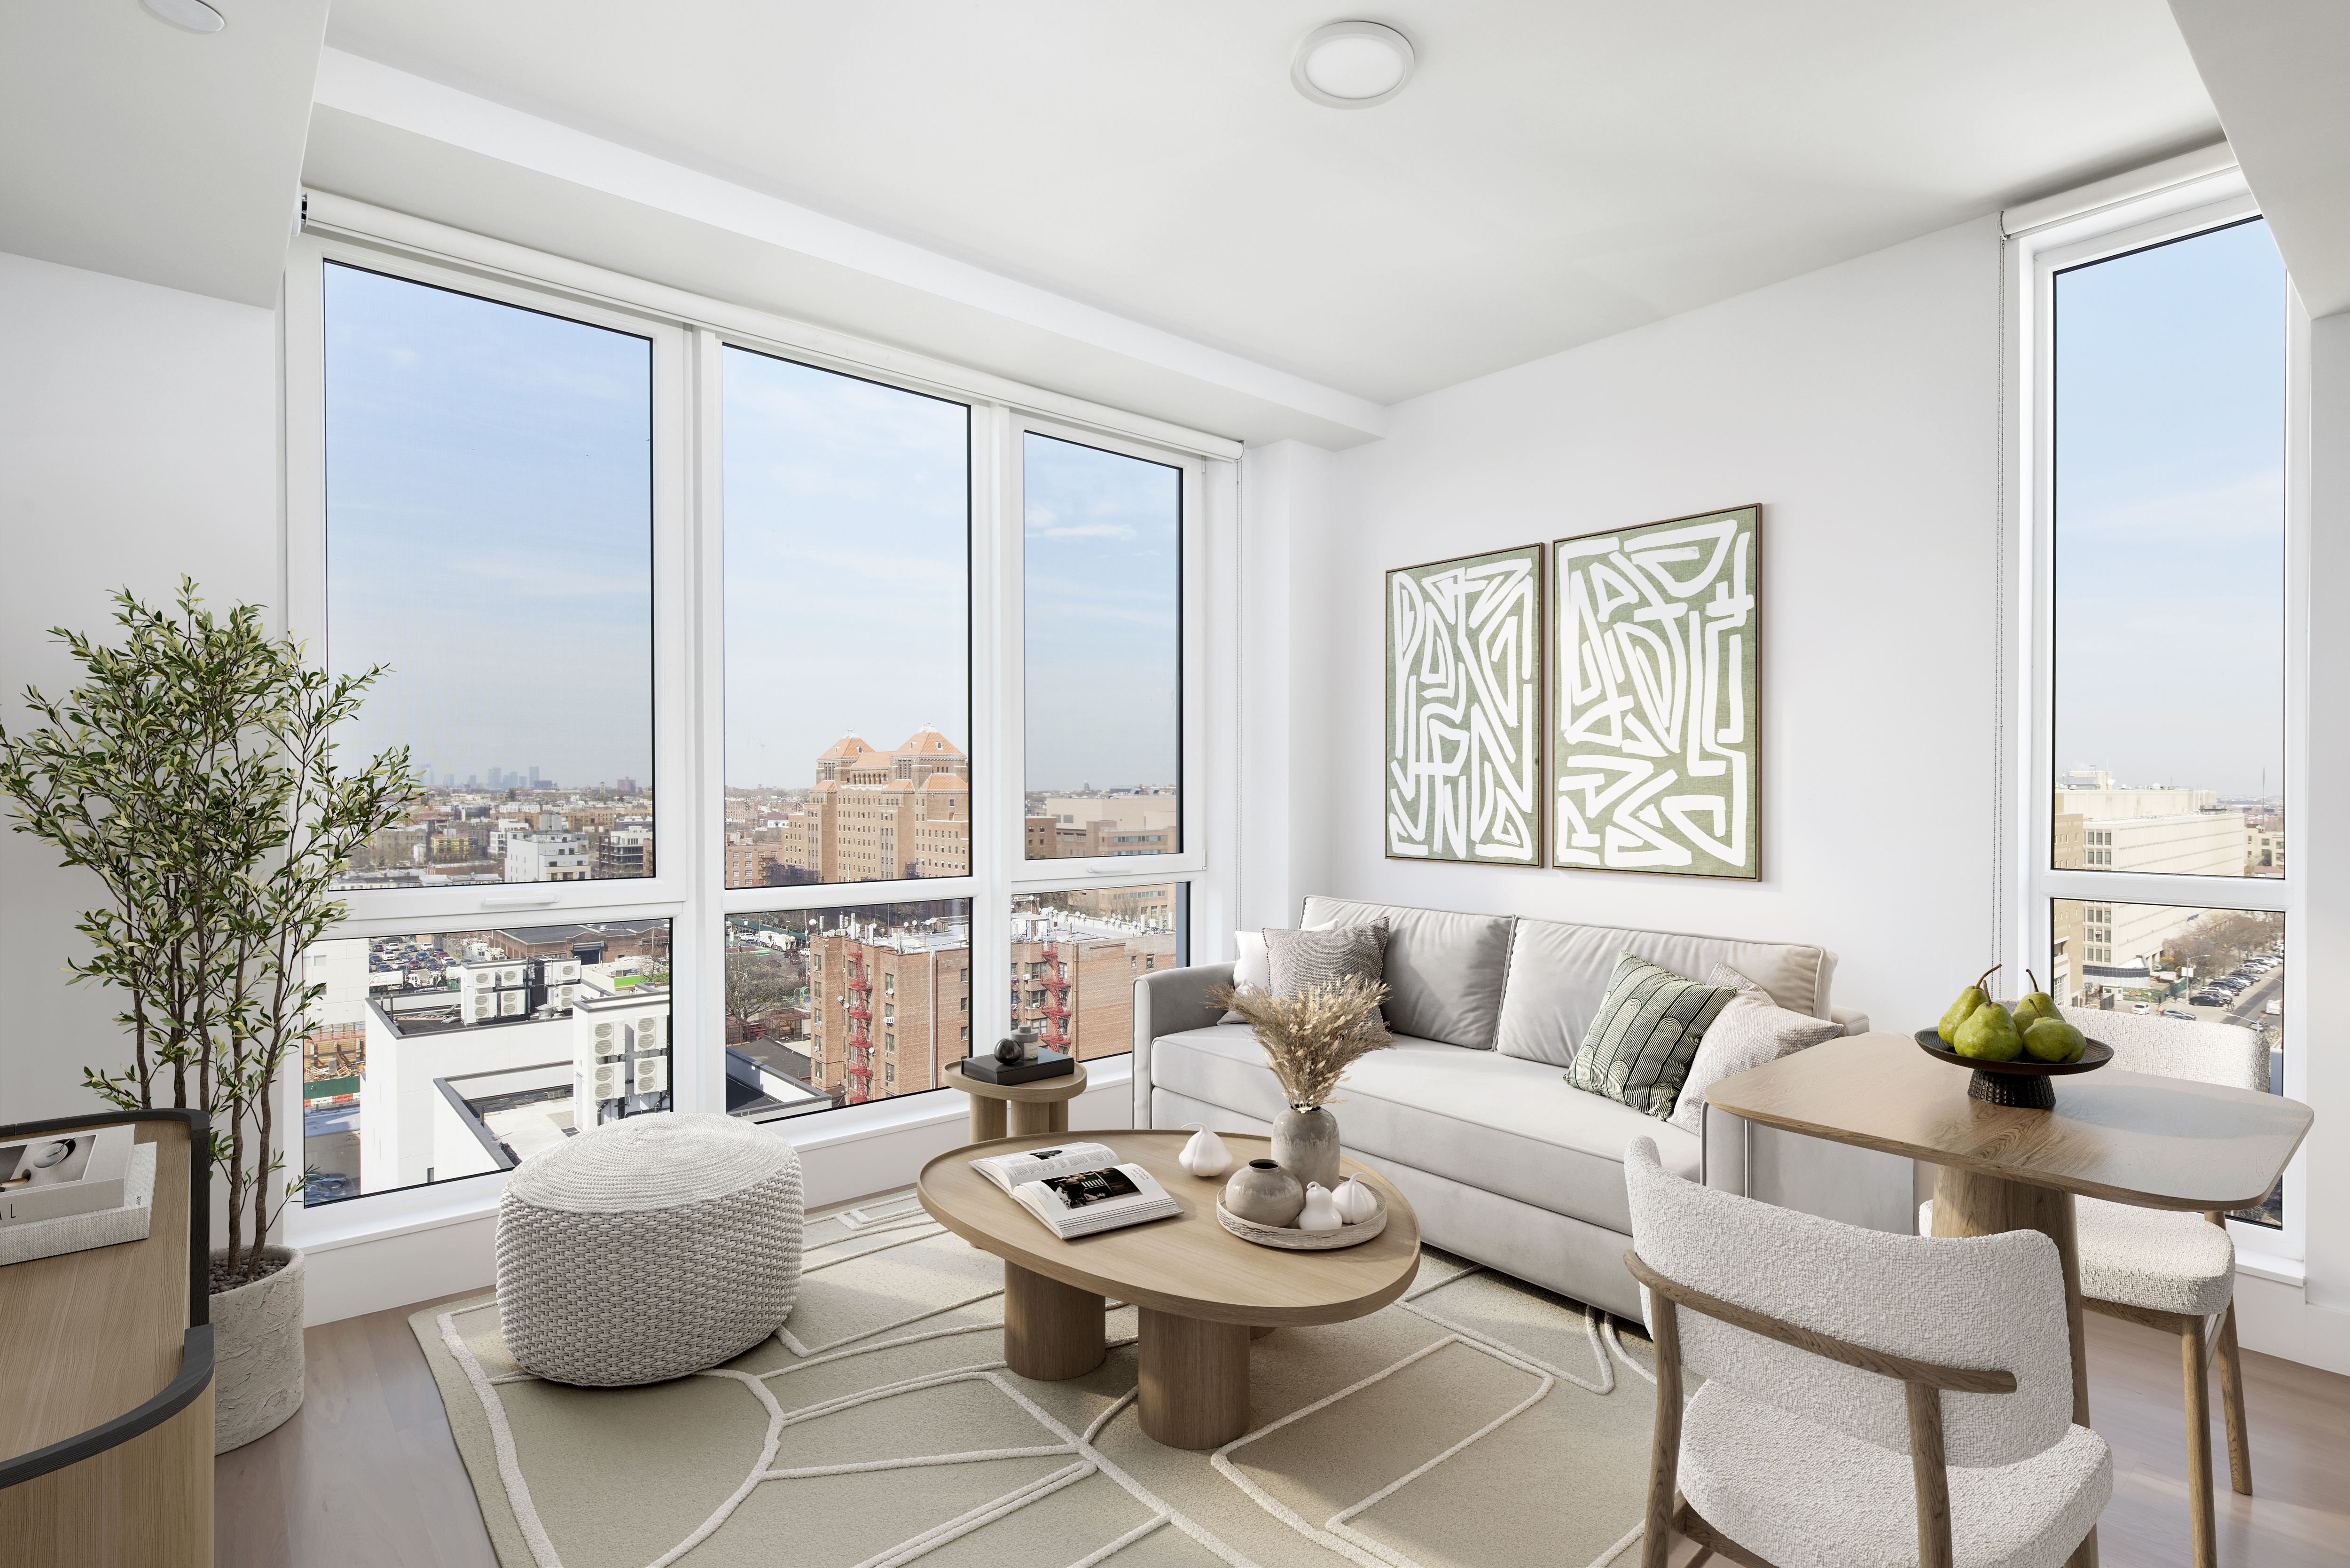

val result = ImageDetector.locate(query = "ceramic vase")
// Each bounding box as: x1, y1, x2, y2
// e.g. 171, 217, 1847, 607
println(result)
1177, 1123, 1234, 1178
1272, 1105, 1341, 1192
1222, 1159, 1304, 1227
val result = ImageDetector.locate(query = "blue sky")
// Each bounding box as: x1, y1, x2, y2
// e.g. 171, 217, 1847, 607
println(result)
1023, 433, 1182, 795
324, 264, 655, 791
2054, 218, 2286, 802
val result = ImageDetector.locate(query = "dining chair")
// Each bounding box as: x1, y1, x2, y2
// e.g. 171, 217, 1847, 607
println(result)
1921, 1006, 2264, 1568
1625, 1135, 2110, 1568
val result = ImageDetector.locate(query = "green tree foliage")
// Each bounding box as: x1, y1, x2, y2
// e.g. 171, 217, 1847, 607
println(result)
0, 582, 416, 1288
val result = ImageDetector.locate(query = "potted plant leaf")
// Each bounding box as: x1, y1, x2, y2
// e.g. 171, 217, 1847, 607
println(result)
0, 581, 415, 1451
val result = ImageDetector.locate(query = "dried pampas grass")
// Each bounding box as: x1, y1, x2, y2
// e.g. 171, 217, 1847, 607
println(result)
1207, 975, 1393, 1111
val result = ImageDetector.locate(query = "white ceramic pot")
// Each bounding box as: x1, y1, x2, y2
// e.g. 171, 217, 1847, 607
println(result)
210, 1244, 305, 1453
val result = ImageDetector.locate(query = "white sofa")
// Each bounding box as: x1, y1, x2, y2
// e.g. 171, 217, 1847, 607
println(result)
1132, 895, 1913, 1320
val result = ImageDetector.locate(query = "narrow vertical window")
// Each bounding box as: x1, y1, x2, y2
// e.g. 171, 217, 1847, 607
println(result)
721, 349, 970, 888
2052, 220, 2286, 878
1022, 433, 1181, 860
322, 263, 655, 890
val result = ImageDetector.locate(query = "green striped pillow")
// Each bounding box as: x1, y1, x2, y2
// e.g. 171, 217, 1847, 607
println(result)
1565, 953, 1740, 1119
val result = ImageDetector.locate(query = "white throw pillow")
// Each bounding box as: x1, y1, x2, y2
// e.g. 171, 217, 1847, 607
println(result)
1666, 963, 1848, 1133
1223, 919, 1338, 1022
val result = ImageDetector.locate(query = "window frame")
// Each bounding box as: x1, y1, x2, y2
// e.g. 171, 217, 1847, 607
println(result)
2003, 171, 2311, 1263
279, 207, 1237, 1238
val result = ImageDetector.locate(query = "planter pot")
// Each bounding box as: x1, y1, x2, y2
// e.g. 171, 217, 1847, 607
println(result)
211, 1244, 305, 1453
1222, 1160, 1304, 1227
1272, 1106, 1342, 1192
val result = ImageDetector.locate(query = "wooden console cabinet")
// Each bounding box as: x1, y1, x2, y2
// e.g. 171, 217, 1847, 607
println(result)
0, 1111, 214, 1568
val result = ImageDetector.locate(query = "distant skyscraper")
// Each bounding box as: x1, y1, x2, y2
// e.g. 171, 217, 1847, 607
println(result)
617, 776, 639, 795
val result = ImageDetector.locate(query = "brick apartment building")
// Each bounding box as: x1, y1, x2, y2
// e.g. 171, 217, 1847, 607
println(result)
752, 729, 971, 886
805, 924, 974, 1102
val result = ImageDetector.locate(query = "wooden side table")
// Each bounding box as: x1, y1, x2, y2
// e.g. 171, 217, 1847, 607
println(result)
940, 1058, 1088, 1143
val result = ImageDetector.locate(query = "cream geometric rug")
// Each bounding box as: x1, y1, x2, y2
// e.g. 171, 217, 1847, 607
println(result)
412, 1191, 1670, 1568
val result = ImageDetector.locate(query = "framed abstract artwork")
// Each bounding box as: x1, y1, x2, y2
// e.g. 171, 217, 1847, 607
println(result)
1385, 544, 1544, 865
1552, 505, 1759, 879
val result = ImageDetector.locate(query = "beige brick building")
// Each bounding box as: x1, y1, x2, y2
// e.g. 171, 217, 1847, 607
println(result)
756, 729, 971, 886
805, 925, 973, 1103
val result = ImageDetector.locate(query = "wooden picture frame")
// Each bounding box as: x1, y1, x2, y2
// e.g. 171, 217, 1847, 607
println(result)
1552, 505, 1760, 879
1383, 543, 1545, 866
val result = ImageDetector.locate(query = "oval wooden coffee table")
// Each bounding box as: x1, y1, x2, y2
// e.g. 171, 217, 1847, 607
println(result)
917, 1129, 1420, 1449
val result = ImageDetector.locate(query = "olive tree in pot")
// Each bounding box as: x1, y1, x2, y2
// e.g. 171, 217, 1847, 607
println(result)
0, 582, 413, 1452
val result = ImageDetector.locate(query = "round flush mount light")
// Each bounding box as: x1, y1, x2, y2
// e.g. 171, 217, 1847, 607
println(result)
1291, 20, 1416, 109
142, 0, 227, 33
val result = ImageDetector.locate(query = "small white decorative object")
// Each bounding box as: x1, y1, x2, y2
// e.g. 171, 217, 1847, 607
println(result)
1332, 1174, 1379, 1225
1297, 1182, 1342, 1231
1177, 1123, 1234, 1179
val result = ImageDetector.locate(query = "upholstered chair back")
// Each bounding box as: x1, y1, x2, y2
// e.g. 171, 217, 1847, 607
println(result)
1624, 1137, 2075, 1467
2057, 1007, 2265, 1092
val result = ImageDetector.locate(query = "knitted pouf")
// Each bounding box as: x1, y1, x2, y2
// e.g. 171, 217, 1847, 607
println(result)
495, 1113, 803, 1387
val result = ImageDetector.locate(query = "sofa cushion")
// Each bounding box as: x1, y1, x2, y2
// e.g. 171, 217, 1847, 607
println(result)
1150, 1024, 1700, 1233
1300, 896, 1514, 1050
1263, 921, 1390, 1029
1496, 916, 1838, 1066
1566, 954, 1739, 1119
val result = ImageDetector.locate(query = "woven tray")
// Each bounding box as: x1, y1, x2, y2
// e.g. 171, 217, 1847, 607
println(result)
1216, 1194, 1388, 1250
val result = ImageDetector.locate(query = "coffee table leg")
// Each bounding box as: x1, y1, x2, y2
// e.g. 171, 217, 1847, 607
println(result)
1002, 1261, 1104, 1380
1250, 1325, 1277, 1340
1932, 1166, 2096, 1568
1138, 1309, 1250, 1449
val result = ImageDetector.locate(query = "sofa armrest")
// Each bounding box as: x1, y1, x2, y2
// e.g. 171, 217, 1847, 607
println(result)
1832, 1005, 1870, 1036
1132, 962, 1237, 1129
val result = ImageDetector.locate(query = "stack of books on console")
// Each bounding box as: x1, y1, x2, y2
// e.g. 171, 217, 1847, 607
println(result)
970, 1141, 1180, 1239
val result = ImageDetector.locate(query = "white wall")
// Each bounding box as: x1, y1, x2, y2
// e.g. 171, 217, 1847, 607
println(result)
0, 251, 281, 1126
1300, 215, 2004, 1043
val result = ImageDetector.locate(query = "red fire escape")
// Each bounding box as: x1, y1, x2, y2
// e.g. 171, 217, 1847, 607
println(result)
843, 946, 875, 1103
1040, 944, 1073, 1053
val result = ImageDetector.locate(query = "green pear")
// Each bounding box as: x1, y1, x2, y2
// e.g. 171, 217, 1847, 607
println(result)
1938, 965, 2002, 1043
1952, 1000, 2024, 1062
2013, 970, 2059, 1031
2022, 1016, 2087, 1064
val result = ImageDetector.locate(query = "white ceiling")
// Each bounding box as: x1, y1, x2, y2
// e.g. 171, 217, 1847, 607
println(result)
0, 0, 327, 306
321, 0, 2222, 405
2168, 0, 2350, 320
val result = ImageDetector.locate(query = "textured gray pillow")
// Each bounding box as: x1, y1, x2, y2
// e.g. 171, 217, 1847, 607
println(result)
1220, 919, 1339, 1023
1262, 921, 1390, 1028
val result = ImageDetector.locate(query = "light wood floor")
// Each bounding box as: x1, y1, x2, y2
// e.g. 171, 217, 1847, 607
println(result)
217, 1294, 2350, 1568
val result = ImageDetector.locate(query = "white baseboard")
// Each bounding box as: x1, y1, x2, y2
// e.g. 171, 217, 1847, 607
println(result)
296, 1064, 1136, 1328
2232, 1271, 2350, 1376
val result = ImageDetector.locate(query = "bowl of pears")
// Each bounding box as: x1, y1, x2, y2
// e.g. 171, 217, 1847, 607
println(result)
1916, 966, 2114, 1110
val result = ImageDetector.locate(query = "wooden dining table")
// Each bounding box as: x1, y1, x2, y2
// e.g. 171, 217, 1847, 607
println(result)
1705, 1030, 2313, 1568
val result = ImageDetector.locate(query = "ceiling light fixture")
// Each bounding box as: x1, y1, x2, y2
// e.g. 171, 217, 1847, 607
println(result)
1291, 20, 1416, 110
141, 0, 226, 33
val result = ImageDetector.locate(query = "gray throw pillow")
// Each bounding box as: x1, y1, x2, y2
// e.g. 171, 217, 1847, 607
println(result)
1261, 921, 1390, 1029
1665, 964, 1848, 1134
1564, 952, 1739, 1120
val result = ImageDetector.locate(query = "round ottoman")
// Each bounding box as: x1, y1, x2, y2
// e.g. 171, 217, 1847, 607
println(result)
496, 1113, 803, 1386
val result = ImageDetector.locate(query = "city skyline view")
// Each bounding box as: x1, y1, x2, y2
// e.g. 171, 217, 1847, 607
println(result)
2053, 218, 2286, 802
321, 263, 657, 792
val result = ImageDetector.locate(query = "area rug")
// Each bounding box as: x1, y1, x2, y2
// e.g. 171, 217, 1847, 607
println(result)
411, 1191, 1670, 1568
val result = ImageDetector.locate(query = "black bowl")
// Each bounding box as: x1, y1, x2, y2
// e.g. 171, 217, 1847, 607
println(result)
1913, 1028, 2114, 1109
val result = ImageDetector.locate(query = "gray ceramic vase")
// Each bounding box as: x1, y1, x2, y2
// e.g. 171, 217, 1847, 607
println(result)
1272, 1105, 1342, 1192
1222, 1159, 1304, 1227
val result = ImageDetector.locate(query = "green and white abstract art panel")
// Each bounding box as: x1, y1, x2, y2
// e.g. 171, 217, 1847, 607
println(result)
1554, 506, 1759, 879
1385, 544, 1543, 865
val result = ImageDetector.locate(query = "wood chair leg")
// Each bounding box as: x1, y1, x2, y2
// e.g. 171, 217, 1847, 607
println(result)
2215, 1301, 2253, 1497
1643, 1299, 1684, 1568
1905, 1382, 1954, 1568
2182, 1318, 2217, 1568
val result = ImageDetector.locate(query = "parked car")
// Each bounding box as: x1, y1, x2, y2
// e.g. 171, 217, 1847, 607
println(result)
2191, 993, 2228, 1007
2161, 1009, 2196, 1021
2266, 1000, 2282, 1016
2131, 1002, 2153, 1014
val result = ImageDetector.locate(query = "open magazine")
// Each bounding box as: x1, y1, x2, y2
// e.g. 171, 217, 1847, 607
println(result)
969, 1143, 1180, 1240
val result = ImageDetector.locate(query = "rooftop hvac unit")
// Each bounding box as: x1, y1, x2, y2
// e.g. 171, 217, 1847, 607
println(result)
501, 968, 522, 985
471, 971, 493, 988
471, 997, 493, 1019
633, 1056, 668, 1095
636, 1016, 660, 1042
501, 990, 525, 1016
589, 1061, 626, 1100
548, 960, 579, 982
554, 984, 578, 1008
593, 1021, 620, 1058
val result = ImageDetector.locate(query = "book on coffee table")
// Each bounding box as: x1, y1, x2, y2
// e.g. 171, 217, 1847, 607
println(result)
1007, 1163, 1179, 1240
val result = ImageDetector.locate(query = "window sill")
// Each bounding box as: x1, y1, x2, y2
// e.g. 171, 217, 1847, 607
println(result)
2236, 1247, 2305, 1288
285, 1057, 1137, 1255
